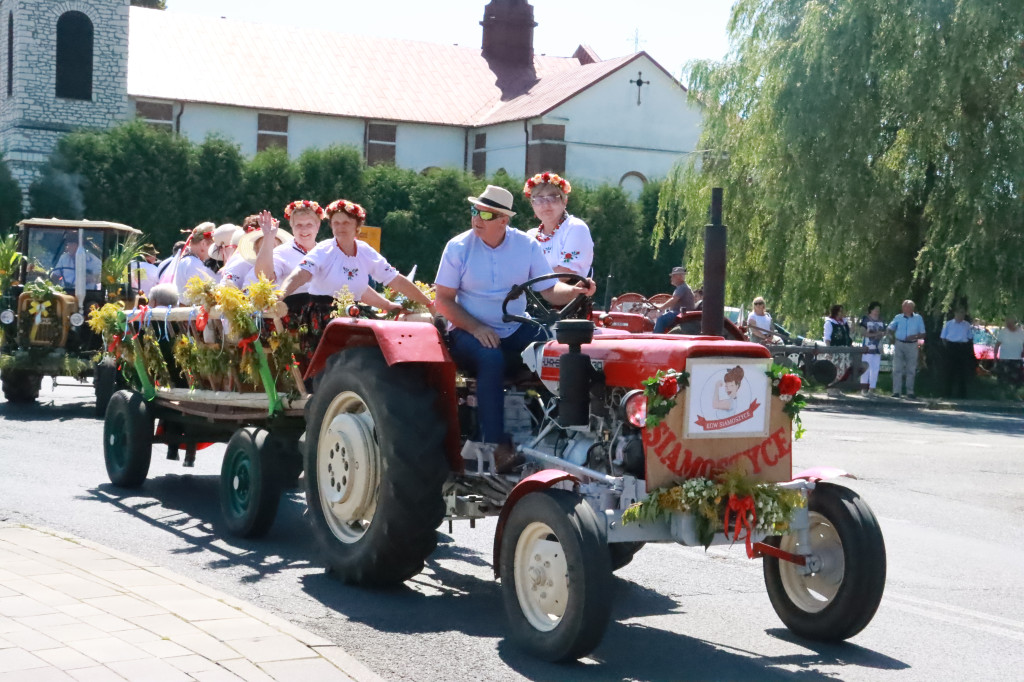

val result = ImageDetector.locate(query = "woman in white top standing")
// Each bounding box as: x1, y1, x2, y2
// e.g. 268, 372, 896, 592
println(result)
523, 172, 594, 278
746, 297, 773, 343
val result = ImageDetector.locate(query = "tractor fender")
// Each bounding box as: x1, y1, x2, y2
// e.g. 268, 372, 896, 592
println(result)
305, 318, 463, 472
492, 469, 580, 578
792, 466, 854, 482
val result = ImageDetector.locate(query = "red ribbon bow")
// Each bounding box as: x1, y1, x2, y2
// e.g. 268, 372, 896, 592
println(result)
196, 307, 208, 332
237, 334, 259, 354
724, 494, 757, 558
108, 334, 122, 354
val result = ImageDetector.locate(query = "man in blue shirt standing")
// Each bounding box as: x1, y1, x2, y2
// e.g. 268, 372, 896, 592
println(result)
888, 299, 926, 399
435, 185, 596, 472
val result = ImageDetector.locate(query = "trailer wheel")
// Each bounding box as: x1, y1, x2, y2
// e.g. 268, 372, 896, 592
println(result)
763, 482, 886, 641
94, 358, 120, 417
500, 489, 613, 662
609, 541, 644, 571
304, 347, 448, 587
1, 369, 42, 404
103, 390, 153, 488
220, 427, 281, 538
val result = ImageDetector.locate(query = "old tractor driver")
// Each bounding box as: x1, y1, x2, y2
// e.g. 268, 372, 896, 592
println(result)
434, 185, 596, 473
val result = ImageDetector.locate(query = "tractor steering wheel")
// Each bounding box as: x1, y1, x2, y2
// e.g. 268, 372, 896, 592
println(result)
501, 273, 591, 328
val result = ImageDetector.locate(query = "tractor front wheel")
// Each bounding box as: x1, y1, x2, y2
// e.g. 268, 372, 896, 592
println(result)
500, 489, 613, 662
303, 347, 448, 587
763, 482, 886, 641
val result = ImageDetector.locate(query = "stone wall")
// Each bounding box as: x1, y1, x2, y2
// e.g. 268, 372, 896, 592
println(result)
0, 0, 131, 207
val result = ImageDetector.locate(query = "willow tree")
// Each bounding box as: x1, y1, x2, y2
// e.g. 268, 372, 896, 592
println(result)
657, 0, 1024, 328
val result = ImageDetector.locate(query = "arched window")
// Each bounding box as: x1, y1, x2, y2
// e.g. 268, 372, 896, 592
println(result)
55, 11, 93, 100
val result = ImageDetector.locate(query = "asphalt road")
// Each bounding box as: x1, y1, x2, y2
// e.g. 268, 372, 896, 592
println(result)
2, 381, 1023, 681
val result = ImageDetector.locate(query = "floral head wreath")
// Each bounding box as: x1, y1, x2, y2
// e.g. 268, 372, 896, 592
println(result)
325, 199, 367, 222
283, 200, 325, 221
523, 172, 572, 198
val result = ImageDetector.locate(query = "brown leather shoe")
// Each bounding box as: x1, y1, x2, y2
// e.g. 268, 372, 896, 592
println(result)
493, 441, 525, 474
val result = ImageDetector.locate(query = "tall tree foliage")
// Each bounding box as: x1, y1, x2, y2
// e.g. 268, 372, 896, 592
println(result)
130, 1, 167, 9
0, 155, 23, 231
657, 0, 1024, 328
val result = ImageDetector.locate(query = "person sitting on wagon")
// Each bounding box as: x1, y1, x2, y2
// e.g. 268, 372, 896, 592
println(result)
280, 199, 432, 315
523, 172, 593, 279
434, 185, 596, 473
252, 200, 325, 307
51, 231, 102, 289
206, 224, 243, 275
166, 223, 217, 297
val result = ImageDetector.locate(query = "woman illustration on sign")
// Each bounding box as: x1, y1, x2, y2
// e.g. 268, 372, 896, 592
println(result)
712, 365, 744, 416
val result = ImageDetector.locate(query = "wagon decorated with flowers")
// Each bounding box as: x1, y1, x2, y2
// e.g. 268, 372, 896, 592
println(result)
96, 215, 885, 663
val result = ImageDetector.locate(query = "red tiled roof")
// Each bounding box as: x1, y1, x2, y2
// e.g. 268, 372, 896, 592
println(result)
126, 7, 659, 127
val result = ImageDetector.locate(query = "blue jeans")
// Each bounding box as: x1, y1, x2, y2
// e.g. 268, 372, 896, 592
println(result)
654, 311, 679, 333
449, 324, 548, 443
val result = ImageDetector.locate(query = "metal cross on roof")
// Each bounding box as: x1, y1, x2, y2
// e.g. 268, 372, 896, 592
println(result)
629, 71, 650, 106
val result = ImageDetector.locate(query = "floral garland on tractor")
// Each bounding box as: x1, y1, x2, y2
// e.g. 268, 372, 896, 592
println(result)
623, 363, 807, 551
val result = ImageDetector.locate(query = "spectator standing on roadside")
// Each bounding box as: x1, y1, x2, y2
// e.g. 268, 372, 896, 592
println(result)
824, 304, 852, 397
653, 266, 695, 333
858, 301, 886, 396
746, 297, 773, 343
994, 315, 1024, 384
940, 308, 974, 398
888, 299, 926, 399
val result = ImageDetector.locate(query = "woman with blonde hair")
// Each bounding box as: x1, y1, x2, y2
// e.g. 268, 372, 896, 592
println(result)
523, 172, 593, 278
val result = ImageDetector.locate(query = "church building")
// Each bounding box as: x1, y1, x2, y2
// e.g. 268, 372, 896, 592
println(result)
0, 0, 702, 202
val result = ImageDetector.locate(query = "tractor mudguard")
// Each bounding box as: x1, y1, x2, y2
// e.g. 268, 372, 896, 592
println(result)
793, 466, 854, 482
305, 318, 462, 470
493, 469, 580, 578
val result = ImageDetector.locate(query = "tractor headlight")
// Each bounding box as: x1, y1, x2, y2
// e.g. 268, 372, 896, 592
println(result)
70, 312, 84, 327
0, 309, 14, 325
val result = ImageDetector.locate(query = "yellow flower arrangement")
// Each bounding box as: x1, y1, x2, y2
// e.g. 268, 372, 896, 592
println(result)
330, 286, 357, 318
247, 273, 281, 313
183, 276, 218, 310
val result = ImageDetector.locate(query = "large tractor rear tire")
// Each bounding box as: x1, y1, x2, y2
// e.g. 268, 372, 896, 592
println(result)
303, 347, 449, 587
1, 369, 42, 404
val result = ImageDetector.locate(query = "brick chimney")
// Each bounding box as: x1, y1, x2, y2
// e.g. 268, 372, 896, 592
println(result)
481, 0, 537, 66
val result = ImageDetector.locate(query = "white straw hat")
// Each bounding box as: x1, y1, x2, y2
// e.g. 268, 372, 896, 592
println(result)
237, 228, 293, 264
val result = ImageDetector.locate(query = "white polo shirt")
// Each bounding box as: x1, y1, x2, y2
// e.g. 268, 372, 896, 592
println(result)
173, 253, 216, 294
299, 239, 398, 299
435, 226, 555, 338
219, 253, 253, 288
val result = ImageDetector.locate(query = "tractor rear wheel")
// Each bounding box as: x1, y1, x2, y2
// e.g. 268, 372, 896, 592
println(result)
1, 369, 42, 404
763, 482, 886, 641
500, 489, 613, 662
303, 347, 448, 587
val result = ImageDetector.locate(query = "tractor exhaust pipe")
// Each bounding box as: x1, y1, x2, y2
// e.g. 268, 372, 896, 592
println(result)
701, 188, 726, 337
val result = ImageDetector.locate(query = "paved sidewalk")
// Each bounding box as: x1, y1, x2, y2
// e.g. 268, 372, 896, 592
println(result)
0, 524, 382, 682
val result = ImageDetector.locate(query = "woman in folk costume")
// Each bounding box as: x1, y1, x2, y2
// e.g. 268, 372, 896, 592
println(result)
523, 172, 594, 278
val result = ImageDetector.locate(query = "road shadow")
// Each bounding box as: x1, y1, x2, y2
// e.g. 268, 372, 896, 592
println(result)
0, 399, 95, 422
83, 477, 317, 581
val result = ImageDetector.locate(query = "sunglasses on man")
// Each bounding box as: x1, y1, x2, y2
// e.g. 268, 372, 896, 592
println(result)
470, 206, 502, 221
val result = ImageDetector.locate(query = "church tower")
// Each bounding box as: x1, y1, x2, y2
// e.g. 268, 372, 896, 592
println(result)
0, 0, 131, 204
481, 0, 537, 66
